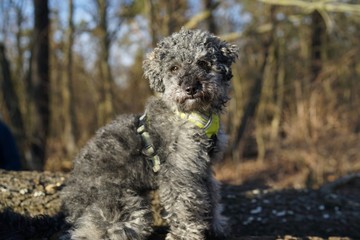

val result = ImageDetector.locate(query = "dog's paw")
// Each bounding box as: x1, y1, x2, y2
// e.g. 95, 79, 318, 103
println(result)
165, 233, 179, 240
108, 223, 151, 240
165, 232, 205, 240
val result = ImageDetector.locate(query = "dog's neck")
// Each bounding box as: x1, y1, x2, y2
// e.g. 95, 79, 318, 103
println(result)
138, 98, 221, 172
175, 110, 219, 139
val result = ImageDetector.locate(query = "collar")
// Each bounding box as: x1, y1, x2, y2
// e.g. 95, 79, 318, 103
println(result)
175, 111, 220, 138
137, 111, 220, 173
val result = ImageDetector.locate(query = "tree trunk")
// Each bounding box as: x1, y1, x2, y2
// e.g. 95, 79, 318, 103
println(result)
146, 0, 187, 47
270, 37, 285, 142
96, 0, 113, 127
231, 6, 276, 161
13, 3, 29, 140
203, 0, 216, 33
165, 1, 187, 35
146, 0, 159, 48
310, 10, 325, 82
0, 43, 25, 142
61, 0, 76, 157
30, 0, 50, 170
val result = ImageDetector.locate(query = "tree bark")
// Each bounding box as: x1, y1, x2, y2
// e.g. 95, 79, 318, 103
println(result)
203, 0, 217, 33
231, 6, 276, 160
270, 37, 285, 142
146, 0, 187, 47
96, 0, 114, 127
0, 43, 25, 140
146, 0, 159, 48
30, 0, 50, 170
310, 10, 326, 82
61, 0, 76, 156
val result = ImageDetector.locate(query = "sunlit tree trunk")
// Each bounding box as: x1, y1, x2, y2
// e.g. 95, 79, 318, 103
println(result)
12, 2, 30, 165
61, 0, 76, 157
306, 10, 327, 140
14, 2, 27, 116
146, 0, 158, 48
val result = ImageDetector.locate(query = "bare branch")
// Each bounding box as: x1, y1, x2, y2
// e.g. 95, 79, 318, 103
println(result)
184, 1, 220, 29
259, 0, 360, 15
219, 23, 273, 42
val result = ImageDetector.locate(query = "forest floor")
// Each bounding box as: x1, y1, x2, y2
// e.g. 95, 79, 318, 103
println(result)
221, 175, 360, 240
0, 169, 359, 240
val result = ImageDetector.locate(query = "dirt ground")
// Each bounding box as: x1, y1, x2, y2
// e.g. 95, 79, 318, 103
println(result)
222, 176, 360, 240
0, 170, 359, 240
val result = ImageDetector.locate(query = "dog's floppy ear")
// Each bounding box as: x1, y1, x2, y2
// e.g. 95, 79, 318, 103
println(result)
220, 42, 239, 65
210, 39, 238, 81
205, 35, 238, 66
143, 51, 165, 93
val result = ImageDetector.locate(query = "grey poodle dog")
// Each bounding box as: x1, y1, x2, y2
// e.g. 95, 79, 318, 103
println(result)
61, 28, 238, 240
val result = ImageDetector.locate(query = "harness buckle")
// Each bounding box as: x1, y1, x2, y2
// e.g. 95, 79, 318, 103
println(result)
137, 114, 161, 173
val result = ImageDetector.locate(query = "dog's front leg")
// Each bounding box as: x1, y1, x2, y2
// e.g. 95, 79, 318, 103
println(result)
207, 173, 229, 238
158, 166, 211, 240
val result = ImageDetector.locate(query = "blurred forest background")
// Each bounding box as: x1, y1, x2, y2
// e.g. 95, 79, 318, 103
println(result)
1, 0, 360, 189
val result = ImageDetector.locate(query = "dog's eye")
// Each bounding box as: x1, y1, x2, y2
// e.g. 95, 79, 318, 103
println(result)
197, 60, 211, 72
170, 65, 179, 73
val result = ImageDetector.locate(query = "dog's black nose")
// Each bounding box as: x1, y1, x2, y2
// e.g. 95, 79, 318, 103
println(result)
183, 81, 201, 96
185, 86, 198, 95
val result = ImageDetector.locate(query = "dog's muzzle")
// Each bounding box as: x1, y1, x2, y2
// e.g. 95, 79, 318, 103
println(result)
181, 79, 202, 97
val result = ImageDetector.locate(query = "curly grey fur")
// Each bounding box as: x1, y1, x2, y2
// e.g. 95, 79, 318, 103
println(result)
61, 28, 238, 240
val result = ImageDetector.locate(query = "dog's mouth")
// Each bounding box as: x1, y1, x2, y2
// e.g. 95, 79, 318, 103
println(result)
182, 93, 202, 102
170, 77, 218, 112
179, 91, 209, 104
175, 90, 215, 113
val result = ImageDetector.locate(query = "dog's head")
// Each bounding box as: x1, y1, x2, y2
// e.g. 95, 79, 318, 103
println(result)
143, 28, 238, 113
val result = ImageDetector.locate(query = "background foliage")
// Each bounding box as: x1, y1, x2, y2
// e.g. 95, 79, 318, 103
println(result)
1, 0, 359, 188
